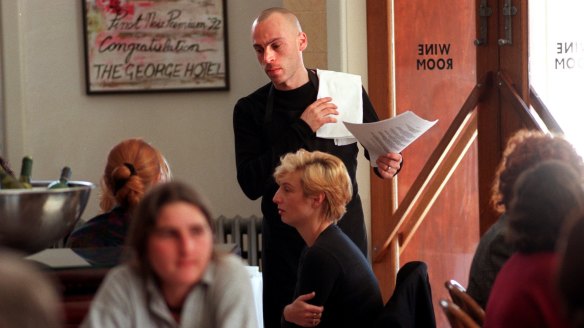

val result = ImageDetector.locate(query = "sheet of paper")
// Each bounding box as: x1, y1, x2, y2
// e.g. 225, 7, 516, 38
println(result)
343, 111, 438, 167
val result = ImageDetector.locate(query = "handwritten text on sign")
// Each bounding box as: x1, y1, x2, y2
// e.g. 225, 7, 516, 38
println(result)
84, 0, 227, 93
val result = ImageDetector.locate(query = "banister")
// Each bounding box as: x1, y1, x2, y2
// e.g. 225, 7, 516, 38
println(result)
398, 115, 477, 252
498, 71, 541, 131
373, 72, 492, 263
373, 70, 562, 265
529, 86, 563, 134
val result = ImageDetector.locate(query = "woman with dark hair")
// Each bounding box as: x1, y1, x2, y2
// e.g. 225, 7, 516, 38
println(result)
483, 160, 584, 327
467, 129, 584, 308
273, 149, 383, 327
82, 181, 258, 327
67, 138, 172, 247
557, 211, 584, 328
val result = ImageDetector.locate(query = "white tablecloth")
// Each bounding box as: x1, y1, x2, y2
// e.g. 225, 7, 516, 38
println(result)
245, 266, 263, 328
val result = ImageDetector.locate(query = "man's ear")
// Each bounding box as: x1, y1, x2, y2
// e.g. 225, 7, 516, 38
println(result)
298, 32, 308, 52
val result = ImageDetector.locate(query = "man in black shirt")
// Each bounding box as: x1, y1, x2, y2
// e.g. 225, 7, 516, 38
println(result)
233, 7, 402, 327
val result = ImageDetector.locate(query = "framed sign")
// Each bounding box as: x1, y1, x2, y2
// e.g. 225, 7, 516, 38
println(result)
82, 0, 229, 94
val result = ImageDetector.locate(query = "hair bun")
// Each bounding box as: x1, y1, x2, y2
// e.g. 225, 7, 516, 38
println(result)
124, 162, 137, 176
112, 163, 136, 192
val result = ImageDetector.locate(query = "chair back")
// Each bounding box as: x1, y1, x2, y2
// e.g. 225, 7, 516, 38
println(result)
439, 299, 480, 328
445, 280, 485, 325
375, 261, 436, 327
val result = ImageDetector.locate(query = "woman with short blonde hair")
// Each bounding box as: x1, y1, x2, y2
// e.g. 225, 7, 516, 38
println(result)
273, 149, 382, 327
274, 149, 352, 223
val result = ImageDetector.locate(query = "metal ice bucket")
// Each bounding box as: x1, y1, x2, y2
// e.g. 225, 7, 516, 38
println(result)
0, 181, 94, 254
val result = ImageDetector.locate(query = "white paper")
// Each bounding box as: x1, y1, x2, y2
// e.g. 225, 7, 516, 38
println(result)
315, 69, 363, 144
343, 111, 438, 167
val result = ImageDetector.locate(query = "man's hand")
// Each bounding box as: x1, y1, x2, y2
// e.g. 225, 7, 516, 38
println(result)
376, 152, 402, 179
300, 97, 338, 132
283, 291, 324, 327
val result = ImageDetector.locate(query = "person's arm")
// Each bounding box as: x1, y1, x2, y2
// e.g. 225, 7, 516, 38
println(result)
233, 96, 318, 200
282, 247, 340, 327
212, 256, 259, 328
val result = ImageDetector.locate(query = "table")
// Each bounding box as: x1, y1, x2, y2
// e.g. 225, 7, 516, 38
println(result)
26, 243, 239, 270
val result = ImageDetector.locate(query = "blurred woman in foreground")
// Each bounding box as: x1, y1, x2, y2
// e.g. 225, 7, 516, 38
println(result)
82, 181, 258, 327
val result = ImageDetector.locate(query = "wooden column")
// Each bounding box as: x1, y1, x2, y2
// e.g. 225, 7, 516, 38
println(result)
366, 0, 398, 301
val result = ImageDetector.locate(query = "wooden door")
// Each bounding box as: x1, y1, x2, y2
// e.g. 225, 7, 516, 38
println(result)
367, 1, 479, 326
367, 0, 532, 326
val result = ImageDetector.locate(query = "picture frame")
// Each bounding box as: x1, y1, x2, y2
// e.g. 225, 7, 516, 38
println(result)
82, 0, 229, 94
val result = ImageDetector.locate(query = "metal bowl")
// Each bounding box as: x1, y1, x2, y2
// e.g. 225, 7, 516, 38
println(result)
0, 181, 94, 254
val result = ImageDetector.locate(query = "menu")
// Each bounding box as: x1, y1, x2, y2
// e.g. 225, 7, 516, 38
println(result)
343, 111, 438, 167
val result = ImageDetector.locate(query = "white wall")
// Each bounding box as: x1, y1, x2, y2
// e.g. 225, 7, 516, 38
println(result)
0, 0, 281, 220
0, 1, 370, 226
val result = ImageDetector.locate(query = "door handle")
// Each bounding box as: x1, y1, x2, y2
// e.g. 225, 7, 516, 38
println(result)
475, 0, 492, 46
498, 0, 517, 46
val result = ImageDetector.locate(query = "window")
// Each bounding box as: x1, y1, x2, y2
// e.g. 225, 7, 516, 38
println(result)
529, 0, 584, 155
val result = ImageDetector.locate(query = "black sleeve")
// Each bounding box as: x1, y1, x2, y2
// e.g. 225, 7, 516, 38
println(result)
361, 88, 380, 176
281, 247, 341, 327
296, 248, 340, 305
233, 97, 315, 200
362, 87, 380, 124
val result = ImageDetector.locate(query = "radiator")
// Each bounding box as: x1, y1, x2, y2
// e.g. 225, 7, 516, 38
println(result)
215, 215, 262, 267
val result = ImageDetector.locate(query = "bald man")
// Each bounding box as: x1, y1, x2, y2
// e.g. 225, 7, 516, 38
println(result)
233, 7, 402, 327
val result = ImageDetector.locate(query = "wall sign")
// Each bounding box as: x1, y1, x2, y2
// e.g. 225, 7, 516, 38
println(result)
416, 43, 453, 71
82, 0, 229, 94
554, 41, 584, 70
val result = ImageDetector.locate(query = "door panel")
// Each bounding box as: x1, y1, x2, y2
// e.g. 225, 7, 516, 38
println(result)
394, 1, 479, 326
477, 0, 529, 233
369, 1, 534, 326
